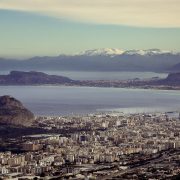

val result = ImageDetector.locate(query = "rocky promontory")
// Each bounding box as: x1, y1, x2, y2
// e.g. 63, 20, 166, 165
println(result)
0, 71, 75, 85
0, 95, 34, 127
0, 71, 179, 90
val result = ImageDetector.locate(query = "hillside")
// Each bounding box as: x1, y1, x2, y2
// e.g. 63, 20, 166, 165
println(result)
159, 72, 180, 86
0, 71, 75, 85
170, 63, 180, 72
0, 49, 180, 72
0, 71, 179, 90
0, 95, 35, 127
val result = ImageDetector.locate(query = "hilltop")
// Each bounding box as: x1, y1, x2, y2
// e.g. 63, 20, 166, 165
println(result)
0, 95, 34, 127
0, 71, 75, 85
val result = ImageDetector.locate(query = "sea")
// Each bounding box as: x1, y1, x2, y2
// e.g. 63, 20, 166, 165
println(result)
0, 85, 180, 116
0, 70, 179, 116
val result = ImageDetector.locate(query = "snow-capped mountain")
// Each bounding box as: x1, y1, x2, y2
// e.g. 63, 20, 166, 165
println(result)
79, 48, 177, 57
0, 48, 180, 72
123, 49, 174, 56
79, 48, 124, 57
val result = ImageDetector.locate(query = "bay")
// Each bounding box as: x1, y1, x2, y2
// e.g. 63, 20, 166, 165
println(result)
0, 86, 179, 116
35, 71, 168, 80
0, 70, 168, 80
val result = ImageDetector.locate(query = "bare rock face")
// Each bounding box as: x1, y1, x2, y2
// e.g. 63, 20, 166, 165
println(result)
0, 95, 34, 127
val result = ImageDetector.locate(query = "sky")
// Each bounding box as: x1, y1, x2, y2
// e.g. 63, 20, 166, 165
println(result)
0, 0, 180, 58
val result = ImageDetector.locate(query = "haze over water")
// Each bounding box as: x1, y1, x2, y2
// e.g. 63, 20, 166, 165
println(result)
0, 86, 180, 116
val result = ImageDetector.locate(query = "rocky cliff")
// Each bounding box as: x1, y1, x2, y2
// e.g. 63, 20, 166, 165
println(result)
0, 95, 34, 127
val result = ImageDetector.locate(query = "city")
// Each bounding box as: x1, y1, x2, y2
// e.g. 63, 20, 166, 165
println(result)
0, 112, 180, 179
0, 0, 180, 179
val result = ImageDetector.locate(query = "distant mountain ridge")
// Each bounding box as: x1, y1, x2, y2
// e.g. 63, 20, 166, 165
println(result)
79, 48, 124, 57
79, 48, 177, 57
0, 49, 180, 72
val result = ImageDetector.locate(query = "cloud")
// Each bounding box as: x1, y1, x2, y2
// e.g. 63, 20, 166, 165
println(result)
0, 0, 180, 27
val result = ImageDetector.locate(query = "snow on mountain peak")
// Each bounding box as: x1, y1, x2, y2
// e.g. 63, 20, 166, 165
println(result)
123, 49, 173, 56
79, 48, 124, 57
78, 48, 177, 57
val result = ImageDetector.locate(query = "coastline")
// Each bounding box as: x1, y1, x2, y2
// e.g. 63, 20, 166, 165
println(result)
0, 70, 179, 90
0, 83, 180, 90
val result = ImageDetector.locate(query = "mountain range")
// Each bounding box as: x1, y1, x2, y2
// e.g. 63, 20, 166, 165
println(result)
79, 48, 178, 57
0, 48, 180, 72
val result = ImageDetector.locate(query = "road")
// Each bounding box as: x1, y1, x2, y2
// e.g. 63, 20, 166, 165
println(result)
99, 151, 171, 180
